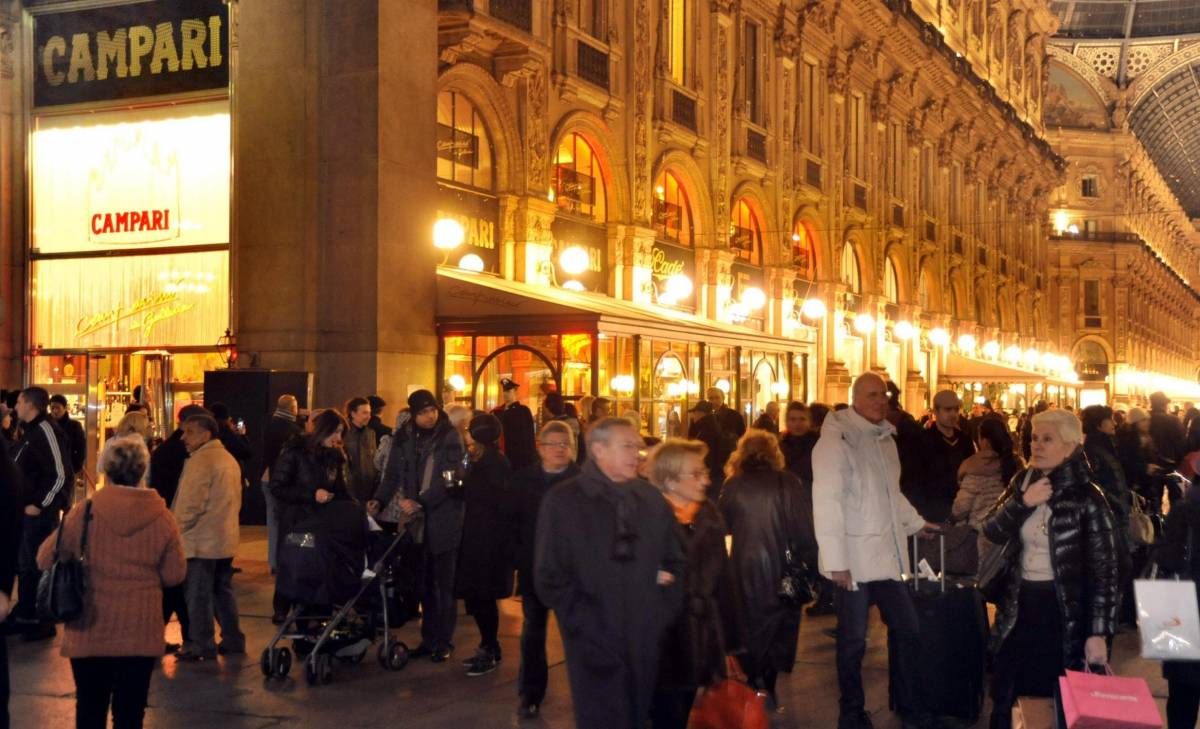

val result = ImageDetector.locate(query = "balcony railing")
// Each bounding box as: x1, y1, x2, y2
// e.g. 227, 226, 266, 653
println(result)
805, 159, 822, 188
489, 0, 532, 31
746, 129, 767, 162
577, 41, 609, 90
1050, 230, 1140, 243
672, 89, 697, 132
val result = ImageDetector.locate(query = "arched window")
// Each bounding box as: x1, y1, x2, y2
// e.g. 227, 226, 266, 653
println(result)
841, 243, 861, 294
653, 170, 694, 246
884, 257, 900, 304
554, 132, 608, 221
730, 198, 763, 265
918, 267, 932, 310
791, 218, 817, 281
436, 91, 494, 190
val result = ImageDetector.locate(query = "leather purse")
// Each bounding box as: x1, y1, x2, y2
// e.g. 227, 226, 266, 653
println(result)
37, 500, 92, 624
774, 474, 815, 608
688, 656, 769, 729
1128, 493, 1156, 547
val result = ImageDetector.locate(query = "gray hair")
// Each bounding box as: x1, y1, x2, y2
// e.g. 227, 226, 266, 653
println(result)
1032, 408, 1083, 447
100, 435, 150, 486
587, 416, 637, 447
538, 420, 576, 453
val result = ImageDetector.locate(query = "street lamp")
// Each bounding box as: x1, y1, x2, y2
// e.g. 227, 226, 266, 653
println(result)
216, 328, 238, 368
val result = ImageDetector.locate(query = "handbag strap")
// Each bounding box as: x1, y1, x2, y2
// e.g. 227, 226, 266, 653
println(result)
773, 473, 793, 556
998, 468, 1039, 555
78, 500, 93, 563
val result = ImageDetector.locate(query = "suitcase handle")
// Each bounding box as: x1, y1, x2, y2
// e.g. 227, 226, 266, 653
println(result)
909, 531, 946, 593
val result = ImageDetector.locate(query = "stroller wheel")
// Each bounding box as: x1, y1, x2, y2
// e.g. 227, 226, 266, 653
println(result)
275, 647, 292, 678
305, 653, 333, 686
260, 648, 273, 678
379, 641, 409, 671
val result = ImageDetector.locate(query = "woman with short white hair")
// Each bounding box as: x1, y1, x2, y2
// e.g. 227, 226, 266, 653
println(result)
982, 408, 1119, 729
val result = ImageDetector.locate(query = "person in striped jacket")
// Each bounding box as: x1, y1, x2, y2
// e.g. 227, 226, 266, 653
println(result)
11, 386, 72, 642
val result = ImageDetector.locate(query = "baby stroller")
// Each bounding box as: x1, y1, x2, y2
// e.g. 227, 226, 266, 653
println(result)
260, 499, 411, 685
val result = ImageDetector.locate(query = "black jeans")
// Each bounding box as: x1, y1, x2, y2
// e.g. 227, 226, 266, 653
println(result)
162, 583, 189, 643
519, 591, 552, 704
465, 598, 500, 657
0, 635, 8, 729
649, 688, 697, 729
16, 508, 60, 624
835, 579, 921, 720
419, 547, 457, 652
69, 656, 156, 729
1168, 678, 1200, 729
990, 581, 1065, 729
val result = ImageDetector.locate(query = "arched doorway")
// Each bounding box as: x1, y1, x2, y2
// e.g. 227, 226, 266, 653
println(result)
471, 344, 561, 414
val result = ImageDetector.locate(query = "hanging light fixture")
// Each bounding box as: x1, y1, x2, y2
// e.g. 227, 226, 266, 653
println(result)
893, 321, 916, 340
216, 328, 238, 368
928, 328, 950, 347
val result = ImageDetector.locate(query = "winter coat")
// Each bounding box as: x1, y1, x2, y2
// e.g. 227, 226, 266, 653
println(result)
716, 405, 746, 440
495, 401, 538, 471
342, 424, 378, 503
0, 440, 24, 596
260, 414, 301, 481
953, 451, 1008, 531
54, 412, 86, 474
269, 440, 352, 535
1156, 487, 1200, 684
982, 448, 1119, 666
367, 415, 392, 445
656, 500, 746, 691
456, 446, 515, 600
14, 413, 72, 511
1117, 426, 1152, 496
38, 485, 186, 658
902, 426, 975, 523
779, 432, 818, 486
812, 408, 926, 582
534, 461, 685, 729
373, 410, 466, 555
511, 461, 580, 597
1150, 410, 1187, 470
688, 414, 733, 499
1084, 433, 1131, 520
172, 439, 242, 559
719, 466, 815, 674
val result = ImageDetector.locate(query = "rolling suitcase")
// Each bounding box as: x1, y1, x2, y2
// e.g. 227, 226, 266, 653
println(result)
888, 533, 990, 722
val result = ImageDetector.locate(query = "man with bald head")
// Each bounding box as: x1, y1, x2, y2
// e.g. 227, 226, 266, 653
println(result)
813, 373, 937, 729
902, 389, 975, 523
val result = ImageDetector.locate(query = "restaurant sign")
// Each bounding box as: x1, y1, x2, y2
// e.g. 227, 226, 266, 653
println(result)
436, 185, 499, 273
33, 0, 229, 107
551, 217, 608, 294
650, 241, 695, 310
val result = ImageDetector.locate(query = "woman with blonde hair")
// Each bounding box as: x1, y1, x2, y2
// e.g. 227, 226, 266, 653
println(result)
718, 429, 816, 708
115, 410, 153, 445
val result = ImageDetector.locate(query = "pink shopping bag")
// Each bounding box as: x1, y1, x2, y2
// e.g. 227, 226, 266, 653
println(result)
1057, 669, 1162, 729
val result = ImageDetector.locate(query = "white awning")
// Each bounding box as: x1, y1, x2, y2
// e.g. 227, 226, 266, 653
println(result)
942, 352, 1046, 384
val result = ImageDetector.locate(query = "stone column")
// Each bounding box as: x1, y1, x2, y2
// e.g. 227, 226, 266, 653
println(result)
613, 224, 655, 304
0, 4, 20, 385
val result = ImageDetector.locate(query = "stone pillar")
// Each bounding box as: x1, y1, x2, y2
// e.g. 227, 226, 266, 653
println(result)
512, 196, 557, 285
613, 224, 655, 304
0, 4, 20, 385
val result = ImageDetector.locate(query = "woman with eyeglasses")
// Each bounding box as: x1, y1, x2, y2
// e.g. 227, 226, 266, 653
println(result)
510, 421, 581, 718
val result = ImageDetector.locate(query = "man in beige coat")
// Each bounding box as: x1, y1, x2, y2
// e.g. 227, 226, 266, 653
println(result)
173, 413, 244, 661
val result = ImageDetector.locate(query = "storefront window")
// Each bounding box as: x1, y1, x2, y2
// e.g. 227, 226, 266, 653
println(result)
476, 345, 557, 413
443, 336, 474, 406
554, 133, 608, 221
730, 198, 763, 265
436, 90, 495, 191
841, 243, 862, 294
561, 334, 593, 397
599, 333, 636, 417
653, 170, 694, 246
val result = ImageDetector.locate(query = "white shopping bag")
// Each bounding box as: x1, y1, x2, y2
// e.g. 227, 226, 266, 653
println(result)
1135, 579, 1200, 660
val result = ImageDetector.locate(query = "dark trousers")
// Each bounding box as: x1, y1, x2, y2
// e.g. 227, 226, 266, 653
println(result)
0, 636, 7, 729
161, 583, 189, 642
69, 656, 156, 729
835, 579, 921, 720
16, 508, 60, 624
1167, 678, 1200, 729
465, 598, 500, 656
184, 558, 244, 655
990, 581, 1065, 729
519, 591, 552, 704
649, 688, 697, 729
419, 547, 457, 651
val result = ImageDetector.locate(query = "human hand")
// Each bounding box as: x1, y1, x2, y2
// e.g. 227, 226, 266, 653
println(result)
314, 489, 333, 504
0, 593, 11, 623
830, 570, 854, 590
1022, 477, 1052, 507
656, 570, 675, 586
399, 499, 421, 516
23, 505, 40, 517
1084, 636, 1108, 666
918, 523, 943, 540
1148, 464, 1163, 475
366, 500, 380, 516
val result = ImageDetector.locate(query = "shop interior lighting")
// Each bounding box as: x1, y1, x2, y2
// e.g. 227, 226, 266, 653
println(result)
433, 218, 465, 250
1048, 385, 1060, 396
611, 375, 635, 394
562, 280, 586, 292
972, 383, 983, 391
741, 286, 767, 310
1067, 224, 1079, 235
983, 340, 1001, 358
853, 313, 875, 334
447, 374, 467, 391
1034, 383, 1044, 394
715, 379, 731, 394
893, 321, 916, 340
1004, 345, 1022, 363
974, 395, 987, 405
728, 301, 750, 323
928, 328, 950, 347
800, 298, 827, 320
771, 381, 790, 397
559, 246, 590, 276
1041, 352, 1057, 370
957, 334, 977, 352
458, 253, 485, 272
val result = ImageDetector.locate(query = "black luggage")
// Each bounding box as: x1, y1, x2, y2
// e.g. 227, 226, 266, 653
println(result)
889, 534, 989, 722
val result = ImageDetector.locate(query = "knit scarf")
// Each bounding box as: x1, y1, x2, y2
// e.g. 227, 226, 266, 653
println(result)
669, 498, 701, 526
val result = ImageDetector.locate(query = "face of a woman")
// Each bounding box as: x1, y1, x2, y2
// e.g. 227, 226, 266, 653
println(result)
322, 426, 344, 449
1030, 422, 1076, 470
665, 453, 710, 504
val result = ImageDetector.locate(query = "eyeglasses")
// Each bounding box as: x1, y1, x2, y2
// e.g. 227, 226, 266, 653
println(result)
677, 470, 708, 479
539, 440, 572, 449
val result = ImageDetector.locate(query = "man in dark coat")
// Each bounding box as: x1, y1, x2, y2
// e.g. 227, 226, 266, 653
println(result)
707, 387, 746, 441
48, 394, 86, 478
366, 395, 392, 444
370, 389, 466, 661
535, 417, 685, 729
902, 390, 975, 523
0, 439, 25, 728
493, 378, 537, 471
751, 401, 780, 434
11, 387, 73, 641
512, 421, 581, 717
778, 402, 815, 484
687, 401, 733, 499
260, 395, 301, 623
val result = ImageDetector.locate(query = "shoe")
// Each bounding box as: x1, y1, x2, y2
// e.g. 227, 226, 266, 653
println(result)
217, 643, 246, 656
164, 643, 181, 655
175, 650, 216, 662
838, 710, 874, 729
465, 654, 498, 676
20, 624, 56, 642
409, 645, 434, 660
1, 618, 34, 636
806, 602, 837, 616
430, 647, 452, 663
518, 702, 540, 719
462, 648, 501, 666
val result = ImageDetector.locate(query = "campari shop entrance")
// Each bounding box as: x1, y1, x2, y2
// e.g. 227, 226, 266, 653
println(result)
24, 0, 232, 475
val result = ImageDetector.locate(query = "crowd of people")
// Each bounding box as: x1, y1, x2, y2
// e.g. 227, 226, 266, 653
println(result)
3, 375, 1200, 729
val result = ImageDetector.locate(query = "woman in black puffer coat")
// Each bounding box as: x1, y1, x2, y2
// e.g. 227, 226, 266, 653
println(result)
455, 413, 514, 677
983, 409, 1119, 729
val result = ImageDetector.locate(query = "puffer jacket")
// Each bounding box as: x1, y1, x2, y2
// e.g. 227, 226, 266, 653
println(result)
953, 451, 1007, 531
982, 447, 1119, 666
812, 408, 926, 582
269, 439, 352, 535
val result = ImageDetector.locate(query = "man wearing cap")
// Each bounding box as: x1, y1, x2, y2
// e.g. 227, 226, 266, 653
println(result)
370, 390, 466, 661
902, 390, 975, 523
493, 378, 536, 471
687, 401, 733, 500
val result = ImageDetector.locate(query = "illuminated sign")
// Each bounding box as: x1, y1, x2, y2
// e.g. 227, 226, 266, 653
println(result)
650, 241, 696, 309
33, 0, 229, 107
436, 185, 499, 273
552, 217, 608, 293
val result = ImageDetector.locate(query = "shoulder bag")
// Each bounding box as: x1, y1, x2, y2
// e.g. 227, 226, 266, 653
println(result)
687, 655, 769, 729
1128, 493, 1156, 547
775, 474, 815, 608
976, 469, 1034, 604
37, 500, 93, 624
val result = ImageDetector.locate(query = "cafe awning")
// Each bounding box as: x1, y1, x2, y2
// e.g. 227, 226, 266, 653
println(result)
942, 352, 1046, 384
436, 266, 805, 351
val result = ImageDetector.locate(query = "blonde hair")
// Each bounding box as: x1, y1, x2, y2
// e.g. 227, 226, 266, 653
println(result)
100, 435, 150, 486
725, 428, 785, 480
1032, 408, 1084, 447
115, 410, 152, 442
578, 395, 595, 424
647, 439, 708, 491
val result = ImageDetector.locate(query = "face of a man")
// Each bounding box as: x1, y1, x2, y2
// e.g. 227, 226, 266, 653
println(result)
15, 395, 36, 424
785, 409, 810, 436
591, 424, 641, 482
934, 398, 961, 432
502, 388, 518, 404
413, 406, 439, 430
707, 390, 724, 409
592, 401, 611, 420
349, 404, 371, 428
852, 377, 889, 424
765, 401, 779, 421
537, 431, 574, 472
181, 422, 211, 453
49, 402, 67, 420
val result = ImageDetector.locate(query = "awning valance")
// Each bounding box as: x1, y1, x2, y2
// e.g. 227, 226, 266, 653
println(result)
942, 352, 1046, 384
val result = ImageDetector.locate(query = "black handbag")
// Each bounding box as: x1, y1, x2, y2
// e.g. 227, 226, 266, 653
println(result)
36, 501, 92, 624
775, 474, 815, 608
976, 470, 1035, 603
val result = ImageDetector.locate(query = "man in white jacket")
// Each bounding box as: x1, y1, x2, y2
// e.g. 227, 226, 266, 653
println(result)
813, 373, 936, 729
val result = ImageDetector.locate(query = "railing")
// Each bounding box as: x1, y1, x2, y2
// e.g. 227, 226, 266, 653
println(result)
1050, 230, 1140, 243
490, 0, 532, 31
891, 203, 904, 227
672, 89, 697, 132
805, 159, 822, 188
577, 41, 609, 90
746, 129, 767, 162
